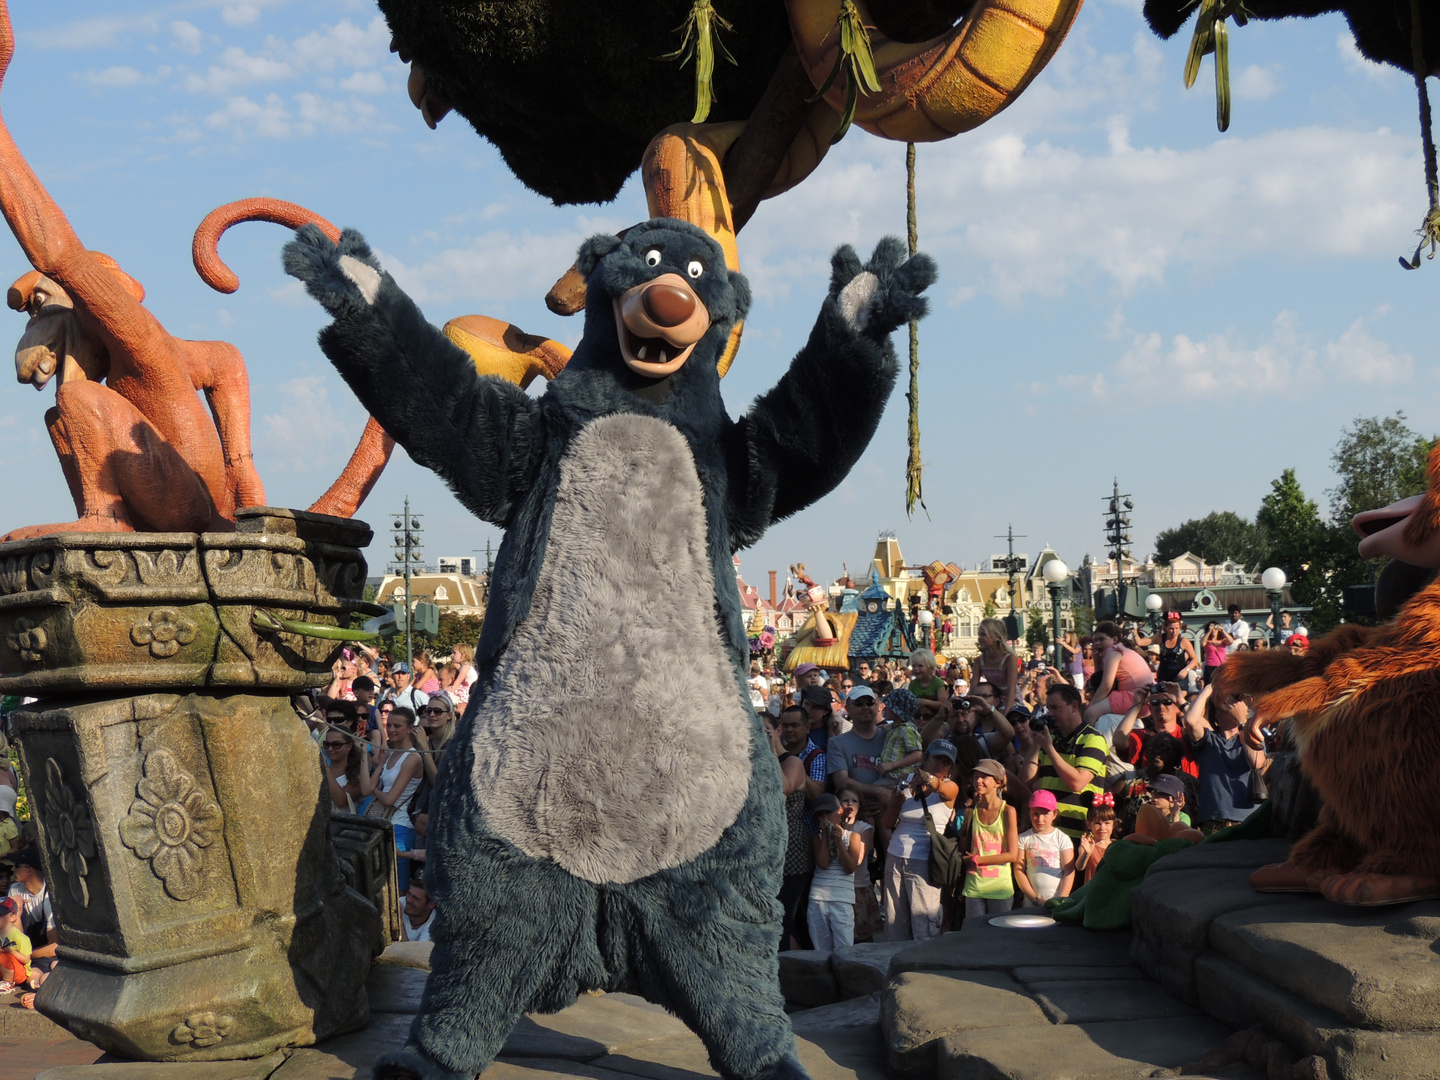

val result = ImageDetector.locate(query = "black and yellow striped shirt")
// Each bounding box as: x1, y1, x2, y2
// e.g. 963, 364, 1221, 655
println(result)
1035, 723, 1107, 840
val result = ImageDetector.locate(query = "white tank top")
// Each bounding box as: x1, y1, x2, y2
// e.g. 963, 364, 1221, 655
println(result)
379, 749, 421, 831
887, 794, 953, 861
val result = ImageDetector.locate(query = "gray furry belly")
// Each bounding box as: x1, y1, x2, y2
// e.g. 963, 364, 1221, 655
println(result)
471, 412, 752, 885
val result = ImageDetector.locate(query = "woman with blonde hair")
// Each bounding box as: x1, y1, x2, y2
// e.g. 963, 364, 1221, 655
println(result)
973, 618, 1019, 711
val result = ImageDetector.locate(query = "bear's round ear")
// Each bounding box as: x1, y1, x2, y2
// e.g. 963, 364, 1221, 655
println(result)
728, 269, 752, 323
576, 233, 624, 279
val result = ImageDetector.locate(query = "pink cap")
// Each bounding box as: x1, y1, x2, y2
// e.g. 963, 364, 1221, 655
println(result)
1030, 790, 1059, 812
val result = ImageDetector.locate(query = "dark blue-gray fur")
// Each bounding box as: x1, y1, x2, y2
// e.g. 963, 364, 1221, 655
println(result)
283, 218, 936, 1080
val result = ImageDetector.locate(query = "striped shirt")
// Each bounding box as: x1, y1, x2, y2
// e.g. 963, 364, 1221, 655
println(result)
1035, 723, 1107, 840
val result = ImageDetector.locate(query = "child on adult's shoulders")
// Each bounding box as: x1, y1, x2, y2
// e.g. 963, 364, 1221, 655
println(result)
0, 896, 30, 992
1015, 790, 1075, 908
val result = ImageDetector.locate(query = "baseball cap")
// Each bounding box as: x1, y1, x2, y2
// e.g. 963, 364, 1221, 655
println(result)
801, 685, 832, 708
793, 663, 818, 677
1006, 702, 1032, 720
0, 786, 15, 817
1289, 634, 1310, 649
1030, 790, 1059, 812
927, 739, 957, 761
811, 793, 841, 814
971, 759, 1006, 781
0, 897, 17, 917
392, 662, 411, 674
7, 846, 41, 871
1150, 774, 1186, 799
846, 685, 877, 703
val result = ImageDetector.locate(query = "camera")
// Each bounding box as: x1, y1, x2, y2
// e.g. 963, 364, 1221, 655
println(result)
1029, 714, 1053, 733
955, 697, 973, 712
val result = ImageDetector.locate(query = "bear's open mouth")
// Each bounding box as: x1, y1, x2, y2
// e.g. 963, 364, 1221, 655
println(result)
612, 289, 706, 378
621, 326, 694, 369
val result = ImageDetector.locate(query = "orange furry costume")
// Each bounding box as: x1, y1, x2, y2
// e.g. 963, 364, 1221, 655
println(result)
1220, 445, 1440, 906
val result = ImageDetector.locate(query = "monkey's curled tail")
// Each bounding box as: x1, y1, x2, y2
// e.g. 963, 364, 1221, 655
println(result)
193, 197, 395, 520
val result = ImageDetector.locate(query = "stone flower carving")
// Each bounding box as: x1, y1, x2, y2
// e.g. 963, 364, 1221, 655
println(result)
130, 608, 197, 658
42, 759, 95, 907
171, 1011, 233, 1049
5, 616, 47, 663
119, 749, 223, 901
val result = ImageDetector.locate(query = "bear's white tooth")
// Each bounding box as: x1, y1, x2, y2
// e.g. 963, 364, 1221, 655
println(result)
658, 348, 667, 364
637, 344, 647, 360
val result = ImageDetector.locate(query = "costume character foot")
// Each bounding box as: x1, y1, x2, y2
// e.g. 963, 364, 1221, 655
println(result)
1319, 872, 1440, 906
285, 218, 934, 1080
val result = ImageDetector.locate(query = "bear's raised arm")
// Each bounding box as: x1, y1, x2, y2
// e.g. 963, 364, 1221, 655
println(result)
283, 225, 544, 527
723, 238, 935, 549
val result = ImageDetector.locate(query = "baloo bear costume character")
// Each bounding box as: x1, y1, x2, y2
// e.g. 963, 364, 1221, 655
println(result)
283, 218, 935, 1080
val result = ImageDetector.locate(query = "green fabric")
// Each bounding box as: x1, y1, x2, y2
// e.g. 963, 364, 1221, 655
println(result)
1050, 838, 1195, 929
881, 722, 922, 765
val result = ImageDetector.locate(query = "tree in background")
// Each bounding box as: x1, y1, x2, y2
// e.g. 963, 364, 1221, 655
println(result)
1150, 414, 1436, 635
1154, 511, 1263, 568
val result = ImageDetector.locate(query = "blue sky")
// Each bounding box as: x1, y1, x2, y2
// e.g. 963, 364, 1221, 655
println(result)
0, 0, 1435, 584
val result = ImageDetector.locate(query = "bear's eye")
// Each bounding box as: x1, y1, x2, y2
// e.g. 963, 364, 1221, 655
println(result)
686, 259, 705, 279
644, 248, 662, 267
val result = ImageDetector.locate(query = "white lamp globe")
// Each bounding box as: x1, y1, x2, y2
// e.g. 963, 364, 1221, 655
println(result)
1295, 625, 1309, 638
1042, 559, 1069, 586
917, 609, 934, 627
1145, 592, 1164, 613
1261, 567, 1287, 592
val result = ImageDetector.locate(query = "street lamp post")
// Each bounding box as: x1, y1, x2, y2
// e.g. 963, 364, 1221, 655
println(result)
1262, 567, 1287, 649
917, 608, 935, 653
1145, 590, 1164, 636
1042, 558, 1069, 669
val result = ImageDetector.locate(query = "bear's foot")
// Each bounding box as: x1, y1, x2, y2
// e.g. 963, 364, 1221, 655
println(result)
747, 1052, 811, 1080
1250, 863, 1331, 893
373, 1046, 474, 1080
1319, 872, 1440, 906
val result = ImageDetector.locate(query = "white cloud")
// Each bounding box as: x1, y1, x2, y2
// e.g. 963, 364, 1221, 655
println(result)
742, 123, 1421, 305
287, 17, 390, 73
170, 21, 204, 56
186, 46, 293, 95
1082, 309, 1415, 398
204, 91, 380, 138
1337, 33, 1405, 85
259, 376, 341, 473
1232, 64, 1280, 101
378, 227, 604, 309
1323, 315, 1414, 383
21, 16, 158, 50
222, 5, 263, 28
84, 66, 145, 88
339, 70, 387, 95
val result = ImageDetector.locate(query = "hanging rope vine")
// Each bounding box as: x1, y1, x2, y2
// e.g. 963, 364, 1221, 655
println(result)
808, 0, 881, 143
1401, 0, 1440, 269
662, 0, 736, 124
905, 141, 927, 518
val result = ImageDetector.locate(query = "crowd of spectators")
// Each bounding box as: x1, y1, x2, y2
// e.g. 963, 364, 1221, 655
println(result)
763, 609, 1288, 950
292, 643, 477, 939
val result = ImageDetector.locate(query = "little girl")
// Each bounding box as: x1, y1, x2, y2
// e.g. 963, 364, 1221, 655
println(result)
960, 759, 1018, 917
1075, 795, 1116, 885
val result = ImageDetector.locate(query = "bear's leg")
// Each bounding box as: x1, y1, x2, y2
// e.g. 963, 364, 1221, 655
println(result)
374, 855, 600, 1079
615, 881, 807, 1080
1250, 804, 1363, 893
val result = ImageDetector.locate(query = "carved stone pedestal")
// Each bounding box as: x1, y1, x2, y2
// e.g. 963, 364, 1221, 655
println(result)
0, 509, 384, 1061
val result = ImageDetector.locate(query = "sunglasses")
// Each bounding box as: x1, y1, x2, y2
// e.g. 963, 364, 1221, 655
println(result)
323, 741, 347, 750
420, 707, 450, 716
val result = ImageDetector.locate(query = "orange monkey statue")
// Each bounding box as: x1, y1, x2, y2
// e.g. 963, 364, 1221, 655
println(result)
1221, 444, 1440, 906
0, 3, 388, 540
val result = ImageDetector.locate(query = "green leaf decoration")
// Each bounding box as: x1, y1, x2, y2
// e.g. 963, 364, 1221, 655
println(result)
808, 0, 882, 144
660, 0, 737, 124
1182, 0, 1249, 131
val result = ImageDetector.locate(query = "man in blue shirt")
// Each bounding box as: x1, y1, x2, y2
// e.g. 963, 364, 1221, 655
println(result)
1182, 682, 1267, 833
